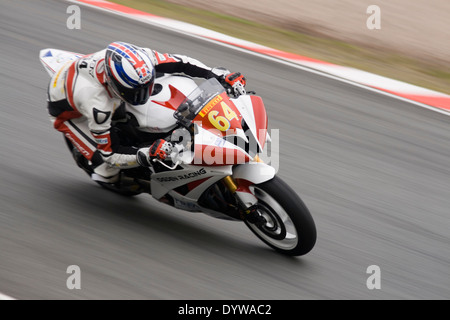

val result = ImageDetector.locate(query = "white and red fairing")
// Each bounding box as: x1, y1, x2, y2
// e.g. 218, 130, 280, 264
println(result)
141, 77, 275, 212
190, 94, 267, 166
132, 75, 269, 166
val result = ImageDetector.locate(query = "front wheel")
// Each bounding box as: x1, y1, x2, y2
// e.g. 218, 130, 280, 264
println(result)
244, 176, 316, 256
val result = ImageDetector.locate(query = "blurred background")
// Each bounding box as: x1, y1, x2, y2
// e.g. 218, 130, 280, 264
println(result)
0, 0, 449, 300
115, 0, 450, 94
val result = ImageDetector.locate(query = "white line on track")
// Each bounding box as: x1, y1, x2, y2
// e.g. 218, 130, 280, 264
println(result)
69, 0, 450, 117
0, 292, 16, 300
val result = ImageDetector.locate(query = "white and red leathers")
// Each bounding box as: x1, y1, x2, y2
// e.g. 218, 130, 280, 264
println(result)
47, 47, 231, 182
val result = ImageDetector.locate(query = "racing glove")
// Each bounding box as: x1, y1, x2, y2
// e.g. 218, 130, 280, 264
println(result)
137, 139, 173, 166
224, 72, 247, 96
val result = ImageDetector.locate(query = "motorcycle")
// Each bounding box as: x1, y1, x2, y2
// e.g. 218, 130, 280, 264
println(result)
39, 48, 316, 256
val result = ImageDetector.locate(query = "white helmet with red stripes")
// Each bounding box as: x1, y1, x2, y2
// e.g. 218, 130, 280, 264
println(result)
105, 42, 155, 105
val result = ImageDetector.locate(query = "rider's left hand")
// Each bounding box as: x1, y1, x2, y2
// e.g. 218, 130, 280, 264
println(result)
149, 139, 173, 160
224, 72, 246, 96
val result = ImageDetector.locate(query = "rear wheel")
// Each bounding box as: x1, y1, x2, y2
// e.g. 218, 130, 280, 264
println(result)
244, 176, 316, 256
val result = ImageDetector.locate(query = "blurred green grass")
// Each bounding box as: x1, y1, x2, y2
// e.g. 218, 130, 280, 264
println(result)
110, 0, 450, 94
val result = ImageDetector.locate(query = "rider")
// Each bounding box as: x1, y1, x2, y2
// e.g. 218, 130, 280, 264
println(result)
47, 41, 246, 185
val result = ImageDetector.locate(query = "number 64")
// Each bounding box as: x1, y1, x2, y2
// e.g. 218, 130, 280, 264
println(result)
208, 102, 239, 131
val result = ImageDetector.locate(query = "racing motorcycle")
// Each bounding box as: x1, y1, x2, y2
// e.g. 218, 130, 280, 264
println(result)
39, 48, 316, 256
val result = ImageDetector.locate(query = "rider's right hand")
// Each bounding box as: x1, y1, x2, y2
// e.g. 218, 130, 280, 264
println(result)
137, 139, 173, 167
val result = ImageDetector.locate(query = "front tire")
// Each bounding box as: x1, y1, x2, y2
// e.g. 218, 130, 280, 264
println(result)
244, 175, 316, 256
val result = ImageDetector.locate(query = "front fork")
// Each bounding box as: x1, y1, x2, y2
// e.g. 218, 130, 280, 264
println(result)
223, 175, 260, 224
223, 161, 276, 223
223, 176, 258, 209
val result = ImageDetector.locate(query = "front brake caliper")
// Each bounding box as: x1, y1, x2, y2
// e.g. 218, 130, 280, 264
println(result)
243, 205, 266, 226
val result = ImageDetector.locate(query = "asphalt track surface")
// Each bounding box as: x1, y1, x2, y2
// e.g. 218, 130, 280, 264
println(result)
1, 0, 449, 300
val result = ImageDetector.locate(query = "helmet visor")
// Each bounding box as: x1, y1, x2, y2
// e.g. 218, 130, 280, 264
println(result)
107, 73, 154, 105
122, 83, 154, 105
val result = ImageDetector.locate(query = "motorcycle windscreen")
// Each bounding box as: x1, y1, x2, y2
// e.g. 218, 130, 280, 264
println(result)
173, 78, 225, 128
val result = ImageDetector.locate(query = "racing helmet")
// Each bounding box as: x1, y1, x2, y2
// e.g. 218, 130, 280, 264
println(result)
105, 42, 155, 105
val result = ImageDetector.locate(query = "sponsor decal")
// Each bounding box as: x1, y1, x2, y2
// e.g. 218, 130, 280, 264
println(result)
214, 137, 226, 147
156, 168, 207, 183
199, 94, 223, 117
64, 133, 90, 157
156, 176, 179, 182
52, 62, 69, 88
174, 198, 200, 211
139, 73, 152, 84
94, 138, 108, 145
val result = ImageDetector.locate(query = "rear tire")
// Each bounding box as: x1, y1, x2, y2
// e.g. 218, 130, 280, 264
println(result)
244, 175, 316, 256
